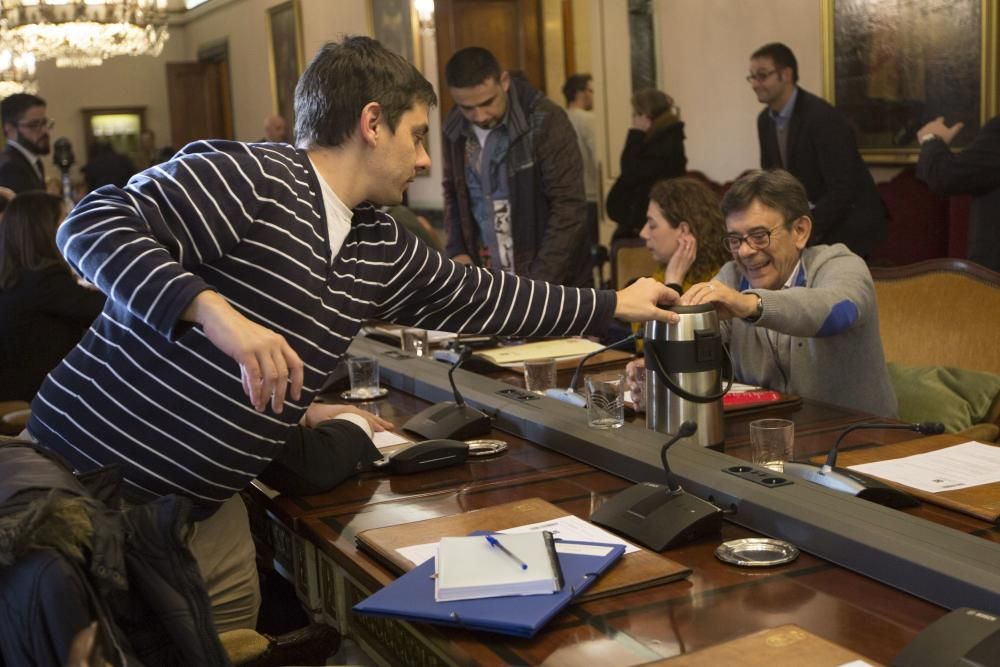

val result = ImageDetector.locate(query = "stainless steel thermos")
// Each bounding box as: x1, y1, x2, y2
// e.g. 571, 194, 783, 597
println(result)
644, 304, 727, 448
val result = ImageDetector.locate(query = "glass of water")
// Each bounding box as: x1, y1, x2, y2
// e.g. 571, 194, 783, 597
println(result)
585, 372, 625, 429
347, 356, 380, 399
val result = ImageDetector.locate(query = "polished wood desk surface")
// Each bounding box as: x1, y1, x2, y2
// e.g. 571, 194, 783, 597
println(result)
248, 371, 995, 666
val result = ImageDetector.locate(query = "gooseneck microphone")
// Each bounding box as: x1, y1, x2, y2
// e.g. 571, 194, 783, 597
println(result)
591, 421, 723, 551
545, 332, 641, 407
448, 345, 473, 407
826, 421, 945, 468
402, 346, 492, 440
661, 420, 699, 492
783, 421, 945, 508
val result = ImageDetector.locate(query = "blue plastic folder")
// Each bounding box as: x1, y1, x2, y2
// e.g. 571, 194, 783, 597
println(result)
353, 539, 626, 638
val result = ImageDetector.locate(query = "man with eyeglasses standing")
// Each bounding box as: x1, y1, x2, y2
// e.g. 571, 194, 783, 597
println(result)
629, 169, 896, 418
0, 93, 52, 194
749, 43, 886, 258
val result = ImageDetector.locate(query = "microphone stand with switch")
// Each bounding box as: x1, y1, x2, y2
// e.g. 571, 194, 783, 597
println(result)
402, 346, 492, 440
545, 332, 641, 407
782, 421, 945, 508
590, 421, 723, 551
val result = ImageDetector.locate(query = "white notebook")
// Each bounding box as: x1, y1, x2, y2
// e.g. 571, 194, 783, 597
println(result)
434, 532, 563, 602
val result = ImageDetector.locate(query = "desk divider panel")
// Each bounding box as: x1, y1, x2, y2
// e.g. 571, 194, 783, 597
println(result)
352, 337, 1000, 612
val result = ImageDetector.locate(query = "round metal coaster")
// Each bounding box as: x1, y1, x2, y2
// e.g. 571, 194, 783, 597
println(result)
465, 439, 508, 457
338, 387, 389, 401
715, 538, 799, 567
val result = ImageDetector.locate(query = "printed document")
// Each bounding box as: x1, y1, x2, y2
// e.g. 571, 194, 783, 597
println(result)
848, 442, 1000, 493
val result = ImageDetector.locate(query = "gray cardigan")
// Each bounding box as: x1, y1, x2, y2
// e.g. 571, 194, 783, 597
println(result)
717, 244, 897, 418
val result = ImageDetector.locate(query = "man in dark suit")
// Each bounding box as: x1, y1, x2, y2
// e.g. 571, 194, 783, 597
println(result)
915, 114, 1000, 272
749, 43, 886, 257
0, 93, 51, 194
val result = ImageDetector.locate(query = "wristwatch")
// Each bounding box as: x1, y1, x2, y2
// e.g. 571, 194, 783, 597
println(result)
744, 292, 763, 323
919, 133, 940, 145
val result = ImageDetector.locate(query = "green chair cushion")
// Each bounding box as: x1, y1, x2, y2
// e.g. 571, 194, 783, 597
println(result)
888, 363, 1000, 432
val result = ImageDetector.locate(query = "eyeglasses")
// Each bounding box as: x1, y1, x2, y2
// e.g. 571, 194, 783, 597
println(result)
722, 222, 787, 253
745, 70, 778, 83
17, 118, 54, 131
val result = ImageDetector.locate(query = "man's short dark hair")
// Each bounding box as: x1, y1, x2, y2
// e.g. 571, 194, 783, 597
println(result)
721, 169, 811, 226
562, 73, 592, 105
751, 42, 798, 83
294, 36, 437, 149
1, 93, 46, 126
445, 47, 502, 88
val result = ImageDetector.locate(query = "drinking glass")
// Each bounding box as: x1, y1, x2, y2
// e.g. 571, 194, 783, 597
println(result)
523, 358, 557, 394
585, 372, 625, 429
749, 418, 795, 472
347, 356, 380, 399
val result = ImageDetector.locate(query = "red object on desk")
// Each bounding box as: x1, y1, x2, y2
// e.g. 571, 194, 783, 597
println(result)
724, 390, 783, 407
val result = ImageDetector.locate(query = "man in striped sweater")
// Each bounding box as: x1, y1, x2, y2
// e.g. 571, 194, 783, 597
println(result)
26, 36, 678, 632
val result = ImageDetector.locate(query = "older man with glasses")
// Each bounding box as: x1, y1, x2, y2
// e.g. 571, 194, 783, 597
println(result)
629, 169, 896, 419
0, 93, 53, 194
749, 42, 886, 259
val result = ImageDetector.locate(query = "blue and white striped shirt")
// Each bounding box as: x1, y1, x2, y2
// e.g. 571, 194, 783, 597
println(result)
29, 140, 615, 517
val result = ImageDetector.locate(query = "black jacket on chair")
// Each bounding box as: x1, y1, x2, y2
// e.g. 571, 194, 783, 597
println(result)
758, 87, 887, 257
0, 144, 45, 193
0, 440, 230, 666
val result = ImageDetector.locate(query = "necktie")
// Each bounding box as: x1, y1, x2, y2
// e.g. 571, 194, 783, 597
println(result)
35, 158, 45, 184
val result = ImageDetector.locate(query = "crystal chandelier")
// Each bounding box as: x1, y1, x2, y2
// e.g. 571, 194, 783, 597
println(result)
0, 46, 36, 95
0, 1, 169, 69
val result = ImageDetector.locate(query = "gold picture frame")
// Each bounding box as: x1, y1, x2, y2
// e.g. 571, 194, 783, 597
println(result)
821, 0, 997, 164
266, 0, 306, 132
368, 0, 423, 71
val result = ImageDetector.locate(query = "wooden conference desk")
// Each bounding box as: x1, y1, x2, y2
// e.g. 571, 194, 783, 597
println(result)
244, 347, 997, 666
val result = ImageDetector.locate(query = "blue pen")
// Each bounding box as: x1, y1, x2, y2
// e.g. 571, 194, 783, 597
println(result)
486, 535, 528, 570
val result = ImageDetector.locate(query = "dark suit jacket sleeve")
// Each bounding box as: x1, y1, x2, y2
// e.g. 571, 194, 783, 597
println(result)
528, 107, 588, 283
257, 418, 382, 496
0, 152, 42, 194
916, 116, 1000, 196
804, 106, 866, 244
757, 111, 778, 168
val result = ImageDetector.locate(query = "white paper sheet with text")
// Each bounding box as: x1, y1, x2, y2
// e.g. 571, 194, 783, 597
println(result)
848, 442, 1000, 493
395, 514, 639, 566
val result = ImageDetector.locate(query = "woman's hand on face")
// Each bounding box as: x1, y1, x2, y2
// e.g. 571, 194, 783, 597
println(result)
663, 229, 697, 287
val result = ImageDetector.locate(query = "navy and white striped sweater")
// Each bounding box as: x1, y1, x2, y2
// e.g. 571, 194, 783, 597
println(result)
29, 140, 615, 517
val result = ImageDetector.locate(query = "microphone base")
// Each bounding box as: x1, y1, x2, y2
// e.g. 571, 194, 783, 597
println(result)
402, 401, 492, 441
543, 388, 588, 407
782, 462, 921, 509
590, 483, 723, 552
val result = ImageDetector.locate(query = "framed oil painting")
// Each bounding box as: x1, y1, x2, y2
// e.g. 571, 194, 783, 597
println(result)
266, 1, 305, 134
821, 0, 997, 163
369, 0, 422, 68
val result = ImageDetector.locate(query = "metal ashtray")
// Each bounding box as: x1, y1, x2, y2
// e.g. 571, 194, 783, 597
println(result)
465, 439, 508, 457
715, 538, 800, 567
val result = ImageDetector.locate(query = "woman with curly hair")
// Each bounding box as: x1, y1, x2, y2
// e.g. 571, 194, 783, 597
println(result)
640, 177, 729, 294
0, 191, 105, 400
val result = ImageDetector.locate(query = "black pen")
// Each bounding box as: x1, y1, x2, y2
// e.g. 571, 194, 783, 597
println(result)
485, 535, 528, 570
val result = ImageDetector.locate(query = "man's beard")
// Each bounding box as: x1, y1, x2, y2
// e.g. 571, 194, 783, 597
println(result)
17, 130, 50, 155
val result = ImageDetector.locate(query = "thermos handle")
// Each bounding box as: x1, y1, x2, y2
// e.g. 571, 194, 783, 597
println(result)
647, 342, 735, 404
